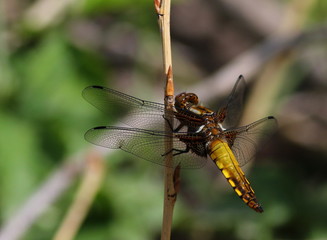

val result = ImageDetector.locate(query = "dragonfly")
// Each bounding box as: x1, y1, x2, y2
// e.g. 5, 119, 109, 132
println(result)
82, 75, 277, 213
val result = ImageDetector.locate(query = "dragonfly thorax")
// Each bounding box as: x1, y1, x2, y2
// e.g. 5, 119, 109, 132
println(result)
174, 92, 224, 139
202, 116, 224, 136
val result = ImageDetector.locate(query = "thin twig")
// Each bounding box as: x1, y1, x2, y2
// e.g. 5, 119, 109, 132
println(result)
241, 0, 317, 125
53, 152, 105, 240
162, 68, 177, 240
0, 158, 85, 240
24, 0, 77, 31
189, 22, 327, 103
217, 0, 283, 35
155, 0, 177, 239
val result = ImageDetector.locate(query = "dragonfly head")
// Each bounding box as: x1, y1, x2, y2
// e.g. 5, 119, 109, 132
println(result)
175, 92, 199, 110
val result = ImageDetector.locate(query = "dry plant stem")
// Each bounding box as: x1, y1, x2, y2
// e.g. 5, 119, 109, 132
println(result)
155, 0, 173, 73
162, 68, 176, 240
53, 152, 105, 240
190, 22, 327, 103
218, 0, 283, 35
24, 0, 77, 31
0, 159, 84, 240
241, 0, 316, 125
155, 0, 177, 239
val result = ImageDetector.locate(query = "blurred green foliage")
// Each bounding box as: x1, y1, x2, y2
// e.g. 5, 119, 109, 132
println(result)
1, 0, 327, 239
308, 0, 327, 23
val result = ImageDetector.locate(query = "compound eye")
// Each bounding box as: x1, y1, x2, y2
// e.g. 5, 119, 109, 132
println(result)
174, 93, 187, 108
185, 93, 199, 105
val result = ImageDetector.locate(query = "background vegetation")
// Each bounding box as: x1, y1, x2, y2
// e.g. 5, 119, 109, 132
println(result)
0, 0, 327, 239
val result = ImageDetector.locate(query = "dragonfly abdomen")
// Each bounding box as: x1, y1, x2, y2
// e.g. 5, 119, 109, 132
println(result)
208, 140, 263, 213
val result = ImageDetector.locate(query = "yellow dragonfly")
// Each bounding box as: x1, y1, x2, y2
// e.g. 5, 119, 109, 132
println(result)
83, 75, 277, 212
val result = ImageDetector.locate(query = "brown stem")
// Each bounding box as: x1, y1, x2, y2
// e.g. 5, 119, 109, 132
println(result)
155, 1, 178, 239
53, 152, 105, 240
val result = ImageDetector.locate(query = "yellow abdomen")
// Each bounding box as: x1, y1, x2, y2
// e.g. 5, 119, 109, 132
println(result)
209, 139, 263, 213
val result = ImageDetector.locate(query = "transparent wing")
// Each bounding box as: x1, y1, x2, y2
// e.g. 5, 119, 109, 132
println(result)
224, 116, 277, 166
85, 126, 208, 169
82, 86, 169, 130
217, 75, 246, 128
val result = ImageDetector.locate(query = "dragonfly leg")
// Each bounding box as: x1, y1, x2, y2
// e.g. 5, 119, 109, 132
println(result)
162, 115, 175, 131
163, 115, 185, 133
173, 123, 185, 133
161, 146, 190, 157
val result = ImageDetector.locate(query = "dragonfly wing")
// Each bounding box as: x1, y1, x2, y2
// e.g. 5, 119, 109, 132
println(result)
217, 75, 246, 128
224, 116, 277, 166
85, 126, 207, 169
82, 86, 169, 130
